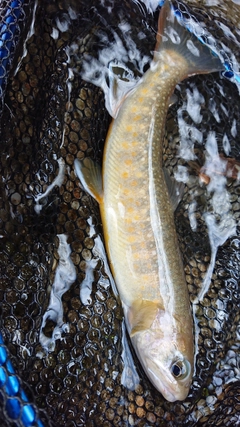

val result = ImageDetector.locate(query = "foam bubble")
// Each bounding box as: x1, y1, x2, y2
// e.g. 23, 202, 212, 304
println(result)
39, 234, 76, 352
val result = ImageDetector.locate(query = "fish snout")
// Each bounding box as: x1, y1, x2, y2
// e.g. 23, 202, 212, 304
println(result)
145, 356, 192, 402
131, 332, 193, 402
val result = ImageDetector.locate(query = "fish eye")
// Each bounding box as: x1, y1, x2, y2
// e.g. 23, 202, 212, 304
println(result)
170, 359, 189, 380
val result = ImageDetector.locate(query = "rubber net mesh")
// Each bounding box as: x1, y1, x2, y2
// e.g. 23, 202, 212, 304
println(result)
0, 1, 239, 426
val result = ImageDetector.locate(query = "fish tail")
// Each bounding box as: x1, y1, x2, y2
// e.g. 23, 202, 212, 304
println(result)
154, 0, 223, 76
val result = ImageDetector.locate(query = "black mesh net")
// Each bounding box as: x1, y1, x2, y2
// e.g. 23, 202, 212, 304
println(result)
0, 0, 239, 426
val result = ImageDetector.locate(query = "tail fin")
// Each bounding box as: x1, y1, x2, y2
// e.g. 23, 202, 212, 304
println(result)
154, 0, 223, 76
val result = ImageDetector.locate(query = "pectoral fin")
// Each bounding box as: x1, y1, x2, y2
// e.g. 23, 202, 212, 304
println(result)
125, 300, 161, 337
74, 158, 103, 203
107, 61, 138, 118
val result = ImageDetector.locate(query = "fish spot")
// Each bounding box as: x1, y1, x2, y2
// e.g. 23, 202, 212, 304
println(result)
123, 189, 131, 197
133, 115, 141, 121
126, 206, 134, 214
134, 214, 140, 221
128, 235, 137, 244
126, 225, 135, 233
131, 106, 138, 113
124, 159, 133, 166
140, 88, 148, 95
122, 172, 129, 179
125, 217, 133, 225
122, 141, 130, 149
130, 142, 138, 149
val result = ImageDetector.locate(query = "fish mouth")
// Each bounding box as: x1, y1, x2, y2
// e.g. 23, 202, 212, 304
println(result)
146, 360, 190, 402
147, 366, 179, 402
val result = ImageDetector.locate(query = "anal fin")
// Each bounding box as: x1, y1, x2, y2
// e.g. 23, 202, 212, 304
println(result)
163, 167, 185, 211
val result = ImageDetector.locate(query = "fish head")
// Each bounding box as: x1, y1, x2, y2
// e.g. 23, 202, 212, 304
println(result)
130, 309, 194, 402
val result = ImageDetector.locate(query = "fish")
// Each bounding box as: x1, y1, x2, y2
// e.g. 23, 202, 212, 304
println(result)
74, 0, 223, 402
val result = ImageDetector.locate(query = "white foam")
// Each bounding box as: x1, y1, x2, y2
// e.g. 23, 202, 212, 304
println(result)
193, 132, 236, 303
220, 102, 228, 116
231, 119, 237, 137
79, 258, 98, 305
196, 212, 236, 302
39, 234, 76, 352
53, 6, 78, 37
130, 0, 160, 13
208, 98, 221, 123
68, 6, 78, 20
80, 24, 150, 117
99, 0, 115, 13
205, 0, 219, 6
186, 87, 205, 124
217, 21, 240, 47
34, 158, 65, 213
61, 47, 74, 147
56, 16, 70, 33
188, 200, 197, 231
222, 133, 231, 156
177, 114, 197, 161
174, 165, 189, 183
51, 28, 59, 40
177, 84, 205, 160
14, 0, 38, 75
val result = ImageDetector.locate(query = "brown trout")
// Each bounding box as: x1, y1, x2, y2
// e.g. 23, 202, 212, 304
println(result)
75, 0, 223, 401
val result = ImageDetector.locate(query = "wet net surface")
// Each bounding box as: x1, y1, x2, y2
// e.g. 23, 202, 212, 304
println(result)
0, 0, 240, 426
0, 0, 34, 113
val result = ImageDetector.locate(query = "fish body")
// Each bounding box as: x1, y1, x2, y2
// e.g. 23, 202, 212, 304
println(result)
75, 1, 223, 401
